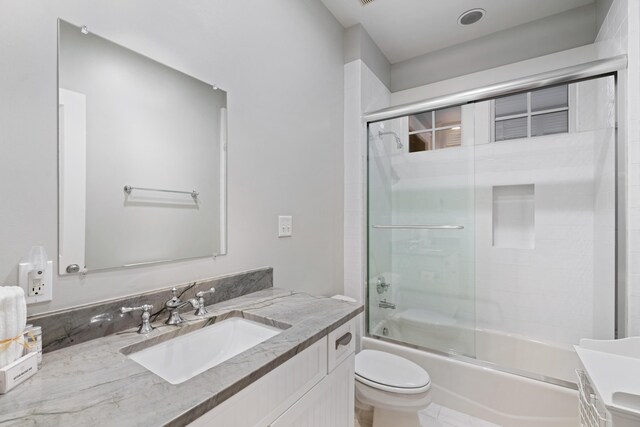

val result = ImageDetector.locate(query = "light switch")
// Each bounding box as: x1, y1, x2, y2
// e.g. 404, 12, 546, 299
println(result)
278, 216, 292, 237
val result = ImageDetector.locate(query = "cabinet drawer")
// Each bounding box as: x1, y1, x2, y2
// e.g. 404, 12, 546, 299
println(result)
327, 318, 356, 373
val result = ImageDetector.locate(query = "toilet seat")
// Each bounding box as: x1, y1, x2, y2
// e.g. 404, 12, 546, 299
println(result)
355, 350, 431, 395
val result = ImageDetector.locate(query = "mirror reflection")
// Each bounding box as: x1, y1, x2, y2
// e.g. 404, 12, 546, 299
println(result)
58, 20, 227, 274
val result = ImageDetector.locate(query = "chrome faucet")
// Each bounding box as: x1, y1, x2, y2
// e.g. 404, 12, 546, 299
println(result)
165, 288, 200, 325
378, 299, 396, 310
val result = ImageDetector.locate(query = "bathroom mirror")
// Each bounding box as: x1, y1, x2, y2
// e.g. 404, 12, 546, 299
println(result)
57, 19, 227, 274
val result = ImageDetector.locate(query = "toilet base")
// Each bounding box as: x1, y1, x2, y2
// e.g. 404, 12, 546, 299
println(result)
372, 407, 421, 427
355, 382, 431, 427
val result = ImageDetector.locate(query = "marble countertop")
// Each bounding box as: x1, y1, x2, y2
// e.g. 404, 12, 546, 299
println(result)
0, 288, 363, 427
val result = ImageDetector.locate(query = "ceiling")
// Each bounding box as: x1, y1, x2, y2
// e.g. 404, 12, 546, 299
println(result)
320, 0, 595, 64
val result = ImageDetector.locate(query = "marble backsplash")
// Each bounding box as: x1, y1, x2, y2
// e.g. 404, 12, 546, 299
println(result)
28, 267, 273, 353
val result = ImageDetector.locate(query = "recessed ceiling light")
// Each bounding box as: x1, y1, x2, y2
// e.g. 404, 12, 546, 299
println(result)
458, 8, 485, 26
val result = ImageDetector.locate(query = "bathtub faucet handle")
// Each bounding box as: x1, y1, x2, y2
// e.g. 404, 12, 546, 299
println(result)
377, 276, 391, 294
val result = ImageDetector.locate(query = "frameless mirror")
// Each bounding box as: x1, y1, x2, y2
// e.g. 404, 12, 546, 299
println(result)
57, 19, 227, 274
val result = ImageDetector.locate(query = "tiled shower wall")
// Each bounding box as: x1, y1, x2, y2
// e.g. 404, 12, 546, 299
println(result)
472, 94, 616, 344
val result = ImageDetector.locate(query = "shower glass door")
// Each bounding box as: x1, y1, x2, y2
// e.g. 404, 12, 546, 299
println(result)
367, 106, 476, 357
366, 75, 617, 385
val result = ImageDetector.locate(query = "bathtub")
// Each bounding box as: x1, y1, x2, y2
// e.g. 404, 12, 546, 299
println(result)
372, 314, 581, 384
362, 336, 579, 427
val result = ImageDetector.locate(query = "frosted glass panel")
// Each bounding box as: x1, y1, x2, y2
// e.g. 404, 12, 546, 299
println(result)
531, 85, 568, 112
531, 111, 568, 136
495, 117, 527, 141
495, 93, 527, 117
368, 115, 476, 358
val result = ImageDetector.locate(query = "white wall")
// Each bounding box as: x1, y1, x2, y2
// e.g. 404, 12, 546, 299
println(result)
391, 44, 605, 106
390, 5, 598, 92
0, 0, 345, 315
343, 25, 391, 90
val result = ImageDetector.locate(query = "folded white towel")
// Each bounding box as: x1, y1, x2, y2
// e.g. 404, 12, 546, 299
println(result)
0, 286, 27, 369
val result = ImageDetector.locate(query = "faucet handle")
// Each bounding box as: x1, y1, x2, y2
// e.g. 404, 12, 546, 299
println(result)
120, 304, 153, 314
120, 304, 154, 334
195, 287, 215, 298
195, 287, 215, 316
170, 287, 180, 298
376, 277, 391, 294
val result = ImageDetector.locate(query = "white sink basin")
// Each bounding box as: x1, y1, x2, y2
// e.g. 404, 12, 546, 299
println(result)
127, 317, 281, 384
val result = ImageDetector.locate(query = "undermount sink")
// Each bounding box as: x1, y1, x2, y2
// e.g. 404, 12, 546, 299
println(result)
125, 316, 282, 384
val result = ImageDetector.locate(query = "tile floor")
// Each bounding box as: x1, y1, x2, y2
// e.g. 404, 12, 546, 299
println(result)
420, 403, 501, 427
355, 403, 501, 427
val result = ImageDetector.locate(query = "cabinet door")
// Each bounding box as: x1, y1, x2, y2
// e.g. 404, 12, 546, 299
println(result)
270, 353, 355, 427
188, 337, 327, 427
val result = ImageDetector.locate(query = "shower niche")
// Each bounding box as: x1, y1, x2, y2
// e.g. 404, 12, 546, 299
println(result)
492, 184, 535, 249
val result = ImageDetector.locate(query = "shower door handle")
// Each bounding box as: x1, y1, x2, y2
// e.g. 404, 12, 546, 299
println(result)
372, 225, 464, 230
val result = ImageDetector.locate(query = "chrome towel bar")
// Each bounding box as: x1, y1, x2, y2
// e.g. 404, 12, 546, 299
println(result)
124, 185, 199, 199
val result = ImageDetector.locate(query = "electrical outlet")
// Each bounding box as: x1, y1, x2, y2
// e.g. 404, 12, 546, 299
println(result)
18, 260, 53, 304
278, 215, 292, 237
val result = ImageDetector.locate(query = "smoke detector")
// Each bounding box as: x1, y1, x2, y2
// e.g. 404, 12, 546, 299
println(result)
360, 0, 375, 5
458, 8, 485, 25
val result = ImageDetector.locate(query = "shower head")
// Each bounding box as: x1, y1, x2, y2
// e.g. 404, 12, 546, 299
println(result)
378, 130, 403, 149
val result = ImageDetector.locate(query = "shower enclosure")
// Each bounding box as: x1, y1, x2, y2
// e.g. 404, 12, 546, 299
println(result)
366, 70, 620, 386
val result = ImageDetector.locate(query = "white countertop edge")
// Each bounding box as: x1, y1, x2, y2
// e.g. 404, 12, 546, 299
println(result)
574, 345, 640, 418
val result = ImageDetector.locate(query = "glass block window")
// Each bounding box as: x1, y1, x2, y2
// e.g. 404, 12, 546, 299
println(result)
493, 85, 569, 141
409, 106, 462, 153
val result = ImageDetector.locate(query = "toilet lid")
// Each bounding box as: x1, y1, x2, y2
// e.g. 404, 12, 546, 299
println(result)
355, 350, 431, 394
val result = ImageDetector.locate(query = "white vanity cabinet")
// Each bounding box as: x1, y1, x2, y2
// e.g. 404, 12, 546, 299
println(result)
575, 338, 640, 427
188, 318, 357, 427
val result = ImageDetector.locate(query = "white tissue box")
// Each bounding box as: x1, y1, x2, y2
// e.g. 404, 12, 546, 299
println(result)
0, 352, 37, 394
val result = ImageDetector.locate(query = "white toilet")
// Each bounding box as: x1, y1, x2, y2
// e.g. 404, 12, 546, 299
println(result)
355, 349, 432, 427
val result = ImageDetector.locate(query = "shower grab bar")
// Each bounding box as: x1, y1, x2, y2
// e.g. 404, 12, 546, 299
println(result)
124, 185, 199, 199
372, 225, 464, 230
